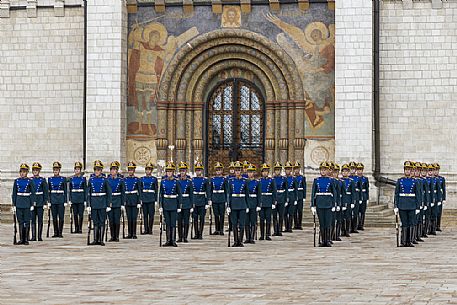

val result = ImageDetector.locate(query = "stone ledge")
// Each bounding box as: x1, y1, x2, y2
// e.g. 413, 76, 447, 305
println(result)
1, 0, 84, 18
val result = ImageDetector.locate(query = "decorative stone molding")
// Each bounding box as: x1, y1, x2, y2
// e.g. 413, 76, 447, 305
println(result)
211, 0, 222, 14
127, 0, 138, 13
27, 0, 37, 18
155, 0, 165, 13
294, 138, 306, 149
156, 138, 169, 150
175, 138, 187, 150
269, 0, 280, 12
240, 0, 251, 13
431, 0, 442, 9
0, 0, 10, 18
54, 0, 65, 17
402, 0, 413, 9
265, 139, 275, 150
297, 0, 309, 11
183, 0, 193, 15
192, 139, 203, 150
327, 0, 335, 10
278, 139, 288, 150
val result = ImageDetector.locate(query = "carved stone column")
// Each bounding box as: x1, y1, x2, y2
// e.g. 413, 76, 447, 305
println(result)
157, 105, 168, 162
176, 104, 186, 162
193, 107, 204, 164
279, 101, 288, 162
288, 101, 295, 162
265, 101, 275, 166
294, 99, 305, 165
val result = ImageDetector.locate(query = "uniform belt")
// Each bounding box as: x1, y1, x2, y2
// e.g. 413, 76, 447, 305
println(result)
249, 194, 257, 198
212, 190, 224, 193
346, 192, 352, 195
277, 190, 285, 193
71, 189, 84, 193
193, 192, 206, 195
143, 189, 155, 193
125, 190, 138, 194
288, 188, 295, 192
232, 194, 245, 198
164, 195, 177, 199
316, 192, 333, 196
399, 193, 415, 197
297, 188, 304, 191
17, 192, 31, 196
182, 194, 190, 198
112, 192, 121, 196
35, 192, 43, 195
261, 192, 272, 196
51, 190, 64, 194
91, 192, 106, 197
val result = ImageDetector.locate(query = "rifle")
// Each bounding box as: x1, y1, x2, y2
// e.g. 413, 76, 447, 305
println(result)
191, 210, 194, 239
46, 206, 51, 238
69, 204, 74, 234
313, 213, 317, 247
255, 215, 258, 241
139, 205, 143, 235
13, 209, 17, 245
105, 214, 109, 242
87, 213, 92, 246
209, 204, 213, 235
122, 208, 126, 239
227, 212, 231, 247
159, 212, 163, 247
395, 213, 400, 247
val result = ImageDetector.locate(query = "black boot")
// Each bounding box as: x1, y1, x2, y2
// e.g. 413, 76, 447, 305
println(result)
90, 226, 98, 245
163, 226, 170, 247
238, 228, 245, 247
132, 220, 138, 239
336, 222, 342, 241
272, 217, 279, 236
192, 218, 198, 239
198, 221, 204, 240
177, 222, 183, 242
23, 227, 29, 245
184, 224, 189, 243
244, 225, 250, 244
38, 223, 43, 241
109, 222, 115, 242
148, 216, 153, 235
31, 224, 37, 241
437, 215, 442, 232
58, 220, 64, 238
250, 225, 256, 244
100, 226, 105, 246
115, 224, 120, 241
259, 222, 265, 240
220, 215, 225, 235
213, 218, 219, 235
172, 227, 178, 247
232, 226, 238, 247
266, 221, 272, 240
78, 217, 83, 234
52, 220, 59, 238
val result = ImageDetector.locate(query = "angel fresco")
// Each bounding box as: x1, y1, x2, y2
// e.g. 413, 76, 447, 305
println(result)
265, 13, 335, 131
127, 22, 199, 138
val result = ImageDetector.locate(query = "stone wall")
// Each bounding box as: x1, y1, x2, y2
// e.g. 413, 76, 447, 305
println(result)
0, 5, 84, 203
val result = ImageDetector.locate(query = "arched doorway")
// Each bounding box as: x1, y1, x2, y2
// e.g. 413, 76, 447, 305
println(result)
206, 78, 265, 174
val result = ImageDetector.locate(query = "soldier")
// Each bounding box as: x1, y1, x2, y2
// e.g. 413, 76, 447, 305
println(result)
435, 163, 446, 232
227, 161, 249, 247
68, 161, 87, 234
272, 162, 287, 236
86, 160, 111, 246
357, 163, 369, 231
341, 164, 356, 237
48, 161, 67, 238
124, 161, 142, 239
191, 160, 210, 240
30, 162, 48, 241
284, 161, 298, 233
12, 163, 35, 245
426, 164, 437, 236
159, 161, 182, 247
394, 161, 421, 247
428, 163, 440, 235
140, 161, 158, 235
293, 161, 306, 230
310, 161, 337, 247
333, 163, 343, 241
107, 161, 125, 242
177, 161, 193, 243
227, 162, 236, 179
209, 162, 227, 235
242, 160, 250, 179
349, 161, 362, 233
245, 164, 261, 244
411, 162, 423, 244
259, 163, 276, 241
420, 163, 431, 239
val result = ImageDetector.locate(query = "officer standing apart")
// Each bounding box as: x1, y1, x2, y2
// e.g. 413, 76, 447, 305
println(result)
140, 161, 159, 235
192, 160, 210, 240
69, 161, 87, 234
107, 161, 125, 242
245, 164, 261, 244
394, 161, 421, 247
12, 163, 36, 245
310, 161, 337, 247
209, 162, 228, 236
124, 161, 142, 239
159, 161, 182, 247
357, 163, 369, 231
349, 162, 362, 233
258, 163, 276, 241
87, 160, 112, 246
48, 161, 67, 238
30, 162, 48, 241
227, 161, 249, 247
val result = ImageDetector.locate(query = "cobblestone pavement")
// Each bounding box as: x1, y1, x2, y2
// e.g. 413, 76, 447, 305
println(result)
1, 224, 456, 305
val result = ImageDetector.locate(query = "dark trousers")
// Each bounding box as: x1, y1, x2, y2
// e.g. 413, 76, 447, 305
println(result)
399, 209, 415, 246
272, 202, 285, 234
230, 209, 246, 244
107, 207, 121, 241
259, 207, 272, 238
72, 202, 85, 233
192, 205, 206, 238
126, 205, 139, 237
31, 206, 44, 240
177, 208, 191, 241
51, 203, 65, 236
16, 207, 31, 243
317, 207, 332, 246
284, 203, 295, 232
142, 202, 155, 234
358, 200, 367, 229
294, 199, 304, 229
213, 202, 226, 233
351, 202, 360, 232
91, 208, 106, 227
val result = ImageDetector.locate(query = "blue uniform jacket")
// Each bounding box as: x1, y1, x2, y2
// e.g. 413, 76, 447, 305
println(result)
274, 175, 288, 204
259, 177, 277, 208
68, 175, 87, 204
32, 176, 48, 207
87, 176, 112, 210
286, 176, 298, 204
341, 177, 356, 208
394, 177, 421, 211
124, 176, 141, 206
310, 177, 337, 209
209, 176, 228, 204
107, 175, 125, 208
192, 176, 209, 207
12, 178, 36, 209
295, 175, 306, 201
140, 175, 158, 203
349, 175, 362, 203
48, 176, 67, 205
159, 178, 182, 211
246, 179, 261, 209
228, 177, 249, 210
360, 176, 370, 201
178, 178, 194, 209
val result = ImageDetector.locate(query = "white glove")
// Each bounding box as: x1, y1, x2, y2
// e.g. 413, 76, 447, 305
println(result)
394, 207, 399, 215
272, 204, 276, 210
68, 201, 72, 206
43, 205, 47, 210
311, 207, 316, 215
155, 202, 158, 209
177, 208, 182, 213
205, 205, 210, 210
424, 206, 427, 211
106, 207, 111, 212
121, 206, 126, 212
86, 207, 91, 213
443, 200, 446, 204
64, 203, 68, 207
246, 208, 249, 213
359, 200, 362, 204
336, 206, 341, 212
137, 203, 142, 209
351, 204, 355, 209
256, 207, 261, 212
342, 207, 347, 211
438, 201, 442, 206
84, 202, 87, 208
30, 206, 34, 211
415, 209, 420, 215
431, 203, 435, 207
208, 200, 212, 207
226, 207, 231, 214
190, 208, 194, 213
367, 200, 370, 205
294, 201, 297, 206
331, 207, 336, 212
159, 208, 163, 214
285, 202, 289, 207
11, 206, 16, 213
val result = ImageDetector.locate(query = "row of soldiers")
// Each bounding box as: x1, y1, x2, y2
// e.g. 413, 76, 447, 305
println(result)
394, 161, 446, 247
12, 159, 310, 247
310, 161, 369, 247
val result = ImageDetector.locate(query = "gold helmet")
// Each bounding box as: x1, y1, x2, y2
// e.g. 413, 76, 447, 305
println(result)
74, 161, 83, 169
293, 161, 301, 169
433, 163, 440, 170
233, 161, 243, 169
273, 161, 282, 169
214, 162, 224, 170
110, 161, 119, 169
334, 163, 341, 171
145, 161, 154, 170
32, 162, 42, 170
349, 161, 357, 169
127, 161, 136, 169
194, 160, 204, 170
420, 162, 427, 169
247, 164, 257, 172
93, 160, 104, 169
319, 161, 330, 169
165, 161, 176, 171
427, 164, 434, 170
284, 161, 293, 169
178, 161, 189, 170
20, 163, 30, 171
261, 163, 270, 171
52, 161, 62, 169
356, 162, 364, 170
404, 161, 414, 169
342, 164, 350, 171
228, 161, 235, 169
243, 160, 250, 169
